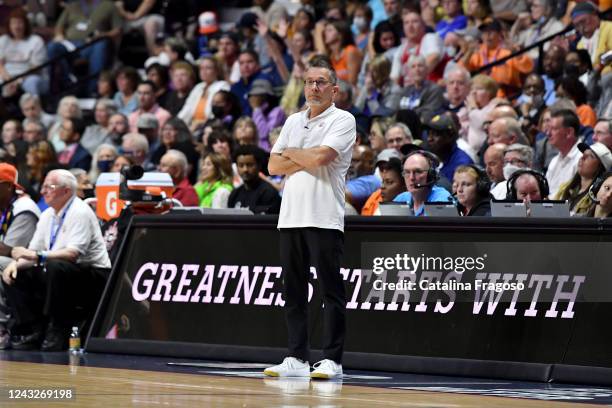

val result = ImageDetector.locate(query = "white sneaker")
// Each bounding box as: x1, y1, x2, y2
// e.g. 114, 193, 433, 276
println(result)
263, 357, 310, 377
310, 359, 343, 379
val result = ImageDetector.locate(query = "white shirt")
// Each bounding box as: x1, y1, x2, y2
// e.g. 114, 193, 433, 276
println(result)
546, 142, 581, 198
272, 104, 356, 232
390, 33, 443, 84
490, 181, 508, 200
29, 196, 111, 269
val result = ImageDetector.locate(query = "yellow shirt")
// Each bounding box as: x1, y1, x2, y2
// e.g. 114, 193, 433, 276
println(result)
578, 20, 612, 75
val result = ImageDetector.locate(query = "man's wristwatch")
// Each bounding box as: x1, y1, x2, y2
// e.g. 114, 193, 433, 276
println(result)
36, 250, 47, 266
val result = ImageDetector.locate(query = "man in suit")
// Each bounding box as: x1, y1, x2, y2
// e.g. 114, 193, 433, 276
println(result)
57, 117, 93, 172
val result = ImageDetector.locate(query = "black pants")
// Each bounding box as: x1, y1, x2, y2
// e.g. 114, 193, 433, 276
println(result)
280, 228, 345, 364
4, 260, 109, 332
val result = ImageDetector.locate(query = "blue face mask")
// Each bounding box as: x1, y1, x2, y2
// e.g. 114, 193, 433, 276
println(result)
97, 160, 113, 173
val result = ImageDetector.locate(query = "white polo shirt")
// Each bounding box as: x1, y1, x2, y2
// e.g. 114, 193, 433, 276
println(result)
546, 142, 581, 198
271, 104, 356, 232
29, 196, 111, 269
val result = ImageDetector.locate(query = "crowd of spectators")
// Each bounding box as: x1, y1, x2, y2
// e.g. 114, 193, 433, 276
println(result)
0, 0, 611, 350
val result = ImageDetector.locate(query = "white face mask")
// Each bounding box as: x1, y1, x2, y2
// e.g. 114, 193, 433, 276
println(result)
445, 46, 457, 58
354, 17, 368, 31
503, 163, 522, 180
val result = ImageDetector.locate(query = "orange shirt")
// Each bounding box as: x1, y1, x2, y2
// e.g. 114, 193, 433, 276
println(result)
331, 45, 360, 83
361, 189, 383, 216
577, 104, 597, 127
462, 45, 533, 96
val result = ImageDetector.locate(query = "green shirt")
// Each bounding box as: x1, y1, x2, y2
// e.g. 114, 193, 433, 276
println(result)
57, 0, 122, 41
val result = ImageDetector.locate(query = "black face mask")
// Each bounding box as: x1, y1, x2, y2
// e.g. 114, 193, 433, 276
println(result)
82, 188, 95, 199
211, 106, 225, 119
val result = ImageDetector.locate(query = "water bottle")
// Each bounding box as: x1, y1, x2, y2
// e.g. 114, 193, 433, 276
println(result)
69, 326, 81, 354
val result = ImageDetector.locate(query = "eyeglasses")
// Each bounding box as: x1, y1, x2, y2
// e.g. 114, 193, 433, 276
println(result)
41, 184, 61, 192
504, 158, 527, 166
402, 169, 427, 177
304, 79, 333, 88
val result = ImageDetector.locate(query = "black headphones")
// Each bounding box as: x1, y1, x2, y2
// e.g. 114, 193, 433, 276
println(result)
588, 171, 612, 203
506, 168, 549, 200
404, 150, 440, 185
465, 164, 491, 197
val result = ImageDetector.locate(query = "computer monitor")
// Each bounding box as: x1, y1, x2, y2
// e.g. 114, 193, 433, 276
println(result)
379, 202, 414, 216
424, 202, 459, 217
528, 200, 570, 218
491, 200, 527, 217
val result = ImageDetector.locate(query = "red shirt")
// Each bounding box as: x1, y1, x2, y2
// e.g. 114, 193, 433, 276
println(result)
173, 177, 199, 207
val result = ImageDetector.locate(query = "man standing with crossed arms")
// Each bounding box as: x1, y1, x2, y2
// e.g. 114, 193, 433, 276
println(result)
264, 56, 355, 379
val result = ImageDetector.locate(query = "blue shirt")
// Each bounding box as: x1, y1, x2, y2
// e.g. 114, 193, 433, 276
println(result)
230, 71, 273, 117
435, 15, 467, 39
440, 144, 473, 181
393, 186, 453, 216
347, 175, 381, 210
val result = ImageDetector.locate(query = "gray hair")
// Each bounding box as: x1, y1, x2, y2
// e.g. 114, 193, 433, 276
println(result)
504, 143, 534, 166
69, 168, 87, 179
164, 149, 188, 174
23, 118, 45, 132
50, 169, 78, 193
443, 64, 471, 83
95, 98, 118, 115
19, 93, 41, 108
337, 80, 353, 99
504, 118, 524, 141
596, 118, 612, 133
408, 55, 426, 68
123, 133, 149, 155
387, 122, 413, 141
306, 55, 338, 85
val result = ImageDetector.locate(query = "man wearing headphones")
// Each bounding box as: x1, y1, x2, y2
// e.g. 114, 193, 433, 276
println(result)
507, 169, 550, 202
393, 150, 452, 215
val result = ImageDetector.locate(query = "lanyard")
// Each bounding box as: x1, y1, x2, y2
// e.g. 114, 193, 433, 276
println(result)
49, 198, 74, 250
481, 48, 501, 74
0, 196, 16, 240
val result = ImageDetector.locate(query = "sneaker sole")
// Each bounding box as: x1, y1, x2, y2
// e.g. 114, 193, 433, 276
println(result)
263, 369, 280, 377
311, 372, 337, 379
264, 370, 311, 377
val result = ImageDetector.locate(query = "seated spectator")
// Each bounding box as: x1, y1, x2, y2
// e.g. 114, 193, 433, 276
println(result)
230, 50, 273, 117
362, 153, 405, 216
443, 65, 471, 138
113, 66, 140, 115
318, 20, 362, 86
195, 152, 233, 208
115, 0, 164, 55
89, 144, 118, 182
22, 120, 45, 144
1, 119, 22, 147
465, 0, 492, 29
425, 112, 473, 181
453, 164, 492, 216
490, 143, 534, 199
555, 76, 597, 127
506, 168, 549, 202
19, 94, 54, 129
435, 0, 467, 40
545, 109, 581, 197
151, 118, 198, 183
556, 142, 612, 216
385, 123, 413, 153
81, 98, 116, 155
0, 9, 46, 97
110, 154, 133, 172
368, 116, 394, 155
393, 150, 453, 215
395, 55, 445, 121
0, 163, 41, 350
356, 20, 400, 89
516, 73, 547, 142
96, 70, 116, 99
129, 81, 171, 132
233, 117, 259, 147
355, 55, 403, 117
541, 45, 566, 106
121, 133, 152, 171
280, 28, 315, 115
248, 79, 285, 151
47, 0, 122, 95
205, 90, 242, 133
159, 149, 198, 207
215, 32, 241, 84
391, 11, 443, 85
353, 4, 373, 51
346, 145, 380, 212
25, 140, 57, 204
484, 143, 506, 189
460, 18, 533, 98
178, 57, 230, 132
135, 114, 160, 156
487, 117, 528, 147
146, 63, 170, 108
228, 145, 281, 214
107, 113, 130, 148
48, 96, 82, 153
57, 118, 92, 172
509, 0, 563, 61
2, 170, 111, 351
163, 61, 196, 115
466, 74, 500, 154
593, 119, 612, 150
69, 168, 94, 200
586, 172, 612, 218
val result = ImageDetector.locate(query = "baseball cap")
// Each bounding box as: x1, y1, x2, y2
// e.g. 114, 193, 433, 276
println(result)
199, 12, 219, 35
571, 2, 598, 19
478, 18, 503, 33
0, 163, 24, 191
136, 113, 159, 130
423, 112, 459, 134
578, 142, 612, 171
248, 79, 274, 97
237, 12, 258, 30
375, 148, 402, 167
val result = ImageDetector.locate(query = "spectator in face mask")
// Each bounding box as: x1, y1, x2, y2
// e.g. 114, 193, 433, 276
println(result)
490, 143, 534, 199
70, 168, 95, 200
90, 144, 118, 183
353, 4, 373, 51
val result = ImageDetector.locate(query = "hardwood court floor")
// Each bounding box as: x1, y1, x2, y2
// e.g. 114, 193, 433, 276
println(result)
0, 359, 609, 408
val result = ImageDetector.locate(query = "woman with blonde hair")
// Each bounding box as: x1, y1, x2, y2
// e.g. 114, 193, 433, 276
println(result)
233, 116, 259, 146
48, 95, 82, 153
466, 74, 500, 153
195, 152, 233, 208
